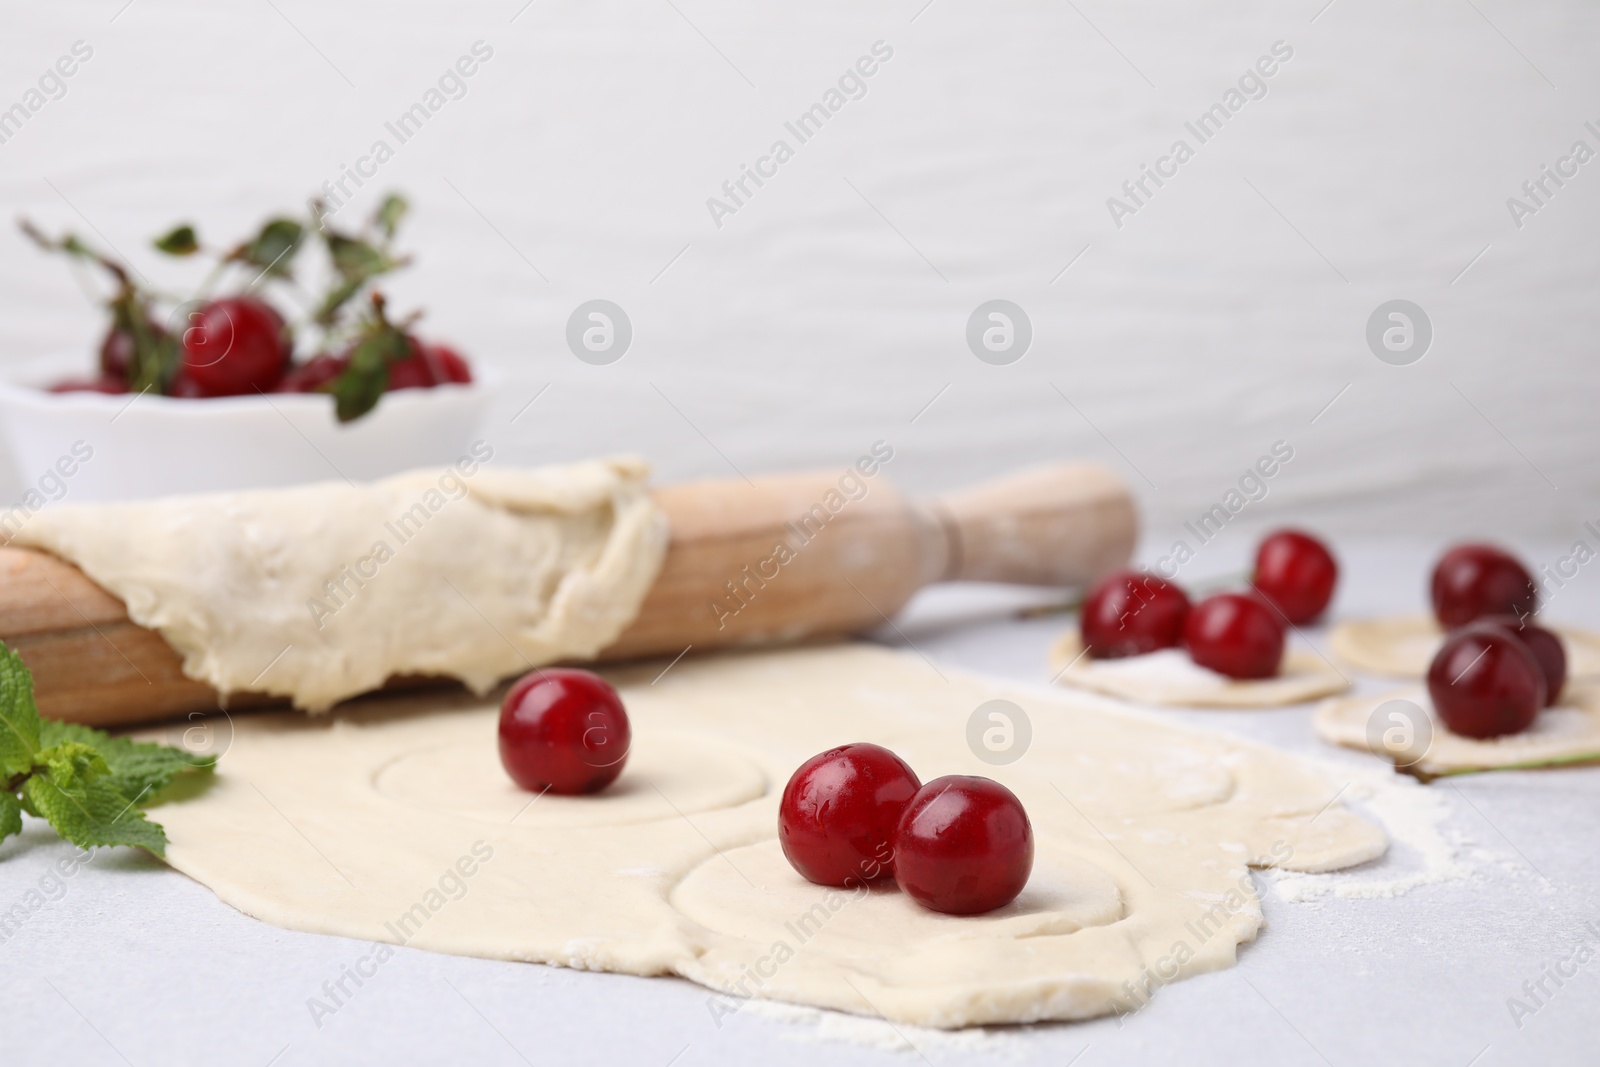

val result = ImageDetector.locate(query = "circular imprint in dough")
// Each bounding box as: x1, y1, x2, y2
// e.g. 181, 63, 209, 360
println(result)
669, 837, 1124, 953
1048, 632, 1349, 708
1314, 682, 1600, 777
373, 731, 768, 827
877, 729, 1235, 816
1331, 614, 1600, 679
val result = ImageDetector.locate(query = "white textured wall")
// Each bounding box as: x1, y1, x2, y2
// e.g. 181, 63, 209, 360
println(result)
2, 0, 1597, 554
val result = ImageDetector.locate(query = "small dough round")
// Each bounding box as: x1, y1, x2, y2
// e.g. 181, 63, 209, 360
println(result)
1330, 614, 1600, 679
375, 732, 768, 827
670, 837, 1124, 950
1314, 682, 1600, 778
1048, 632, 1349, 707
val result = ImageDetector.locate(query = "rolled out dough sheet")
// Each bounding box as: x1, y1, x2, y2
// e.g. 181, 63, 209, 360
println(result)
148, 644, 1385, 1028
1048, 632, 1349, 707
11, 456, 667, 711
1314, 682, 1600, 778
1330, 614, 1600, 680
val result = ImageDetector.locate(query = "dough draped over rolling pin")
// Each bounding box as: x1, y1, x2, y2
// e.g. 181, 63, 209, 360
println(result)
11, 456, 668, 711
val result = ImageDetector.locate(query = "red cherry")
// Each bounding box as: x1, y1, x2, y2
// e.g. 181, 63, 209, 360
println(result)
277, 353, 348, 393
421, 342, 473, 384
893, 775, 1033, 915
385, 340, 436, 390
1252, 529, 1338, 624
1184, 592, 1285, 679
98, 326, 136, 381
1426, 624, 1544, 738
48, 376, 126, 395
167, 372, 207, 398
497, 668, 630, 795
1080, 570, 1191, 658
1480, 615, 1566, 707
1430, 544, 1537, 629
779, 743, 920, 887
179, 296, 290, 396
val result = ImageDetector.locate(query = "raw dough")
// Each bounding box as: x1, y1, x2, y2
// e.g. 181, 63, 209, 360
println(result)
12, 457, 666, 711
149, 644, 1385, 1028
1314, 682, 1600, 778
1330, 614, 1600, 679
1048, 632, 1349, 707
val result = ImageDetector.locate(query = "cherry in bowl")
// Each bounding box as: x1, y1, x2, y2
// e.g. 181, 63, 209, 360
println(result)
1426, 624, 1545, 738
1080, 570, 1191, 659
1184, 592, 1285, 679
894, 775, 1033, 915
385, 338, 474, 390
179, 296, 291, 396
779, 743, 920, 888
276, 353, 347, 393
498, 668, 630, 794
1430, 543, 1537, 629
1251, 529, 1338, 624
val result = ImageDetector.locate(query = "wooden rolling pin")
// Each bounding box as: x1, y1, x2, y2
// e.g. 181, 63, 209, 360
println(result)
0, 461, 1134, 726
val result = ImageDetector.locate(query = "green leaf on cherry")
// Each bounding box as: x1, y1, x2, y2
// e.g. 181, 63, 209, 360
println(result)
332, 326, 407, 423
236, 218, 305, 277
313, 276, 366, 328
375, 195, 408, 240
327, 233, 391, 279
153, 224, 200, 256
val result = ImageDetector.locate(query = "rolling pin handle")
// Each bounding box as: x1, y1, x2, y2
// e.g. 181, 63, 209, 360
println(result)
925, 462, 1137, 587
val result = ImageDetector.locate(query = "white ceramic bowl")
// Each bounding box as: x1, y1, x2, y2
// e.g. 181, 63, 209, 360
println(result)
0, 363, 494, 502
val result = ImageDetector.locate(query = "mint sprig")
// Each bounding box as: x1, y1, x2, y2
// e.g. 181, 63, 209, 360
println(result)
0, 644, 213, 857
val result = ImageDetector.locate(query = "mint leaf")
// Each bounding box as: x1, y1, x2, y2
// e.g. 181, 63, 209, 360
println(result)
22, 773, 167, 855
0, 793, 20, 846
0, 644, 41, 779
0, 640, 211, 859
153, 224, 199, 255
40, 720, 214, 801
33, 741, 110, 789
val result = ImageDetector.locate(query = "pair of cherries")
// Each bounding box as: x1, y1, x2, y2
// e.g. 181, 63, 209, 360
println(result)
779, 744, 1033, 916
1080, 529, 1338, 679
1426, 544, 1562, 739
497, 673, 1035, 917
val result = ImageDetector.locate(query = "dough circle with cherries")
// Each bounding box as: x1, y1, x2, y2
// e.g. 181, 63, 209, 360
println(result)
1314, 682, 1600, 778
148, 644, 1384, 1029
1049, 632, 1349, 707
1330, 614, 1600, 680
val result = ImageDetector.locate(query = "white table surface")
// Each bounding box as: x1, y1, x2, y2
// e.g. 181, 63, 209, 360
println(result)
4, 540, 1598, 1067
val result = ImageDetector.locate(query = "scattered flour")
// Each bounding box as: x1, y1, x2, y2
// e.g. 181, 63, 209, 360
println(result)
1269, 767, 1470, 901
734, 998, 1022, 1057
